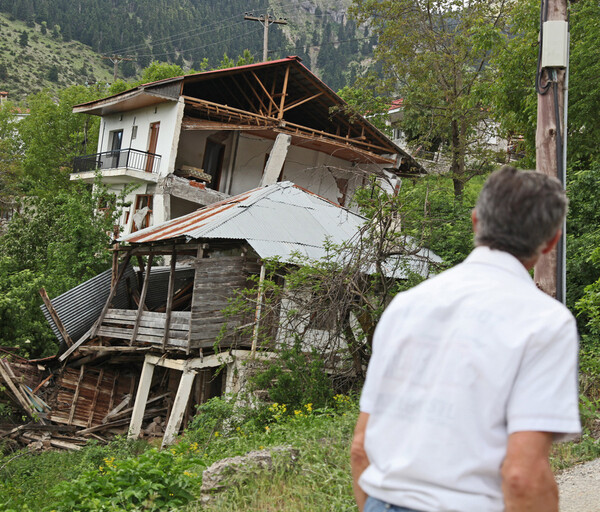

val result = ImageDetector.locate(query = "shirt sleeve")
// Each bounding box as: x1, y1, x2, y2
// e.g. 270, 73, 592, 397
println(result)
507, 314, 581, 441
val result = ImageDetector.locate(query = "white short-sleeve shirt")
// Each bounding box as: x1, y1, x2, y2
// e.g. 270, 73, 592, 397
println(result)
359, 246, 581, 512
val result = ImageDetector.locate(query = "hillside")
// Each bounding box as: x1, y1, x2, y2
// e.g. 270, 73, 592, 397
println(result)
0, 12, 112, 99
0, 0, 373, 99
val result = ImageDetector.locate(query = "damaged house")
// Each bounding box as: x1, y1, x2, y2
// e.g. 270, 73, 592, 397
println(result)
1, 182, 439, 449
70, 56, 423, 233
1, 59, 433, 448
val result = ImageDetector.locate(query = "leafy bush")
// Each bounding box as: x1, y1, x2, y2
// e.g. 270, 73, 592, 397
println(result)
48, 448, 201, 512
250, 338, 335, 412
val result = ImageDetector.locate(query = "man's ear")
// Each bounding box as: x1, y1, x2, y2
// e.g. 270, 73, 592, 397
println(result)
471, 209, 478, 233
541, 230, 562, 254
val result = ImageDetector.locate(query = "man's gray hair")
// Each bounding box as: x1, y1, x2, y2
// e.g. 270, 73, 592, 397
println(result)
474, 166, 567, 260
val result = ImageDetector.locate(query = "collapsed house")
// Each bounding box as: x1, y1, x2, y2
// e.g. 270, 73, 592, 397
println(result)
1, 182, 438, 451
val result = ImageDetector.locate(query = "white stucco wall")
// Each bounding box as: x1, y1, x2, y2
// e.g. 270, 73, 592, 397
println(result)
228, 134, 379, 206
97, 101, 180, 177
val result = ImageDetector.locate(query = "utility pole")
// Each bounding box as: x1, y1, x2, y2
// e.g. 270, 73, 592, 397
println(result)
534, 0, 569, 302
102, 55, 135, 82
244, 12, 288, 61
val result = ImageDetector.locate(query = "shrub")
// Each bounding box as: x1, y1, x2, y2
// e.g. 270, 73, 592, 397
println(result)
48, 448, 201, 511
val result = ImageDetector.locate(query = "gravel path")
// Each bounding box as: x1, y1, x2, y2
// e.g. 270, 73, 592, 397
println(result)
557, 458, 600, 512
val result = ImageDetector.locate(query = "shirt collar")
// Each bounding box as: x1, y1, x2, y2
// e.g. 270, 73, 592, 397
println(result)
464, 246, 533, 283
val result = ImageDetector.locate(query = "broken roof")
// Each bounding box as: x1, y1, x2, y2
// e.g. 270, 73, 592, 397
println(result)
119, 181, 440, 277
73, 57, 423, 171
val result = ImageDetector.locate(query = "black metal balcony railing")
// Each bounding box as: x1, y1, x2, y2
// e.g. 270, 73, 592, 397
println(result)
72, 149, 162, 174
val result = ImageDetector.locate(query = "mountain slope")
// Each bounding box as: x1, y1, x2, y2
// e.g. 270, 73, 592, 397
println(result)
0, 12, 112, 99
0, 0, 373, 98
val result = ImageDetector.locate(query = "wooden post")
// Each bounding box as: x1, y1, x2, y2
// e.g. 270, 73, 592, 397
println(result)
186, 245, 204, 355
68, 365, 85, 425
39, 288, 73, 347
130, 253, 154, 346
87, 369, 104, 427
161, 370, 196, 447
111, 225, 120, 288
128, 356, 155, 439
534, 0, 568, 300
92, 251, 132, 338
162, 246, 177, 350
251, 264, 266, 356
0, 359, 35, 418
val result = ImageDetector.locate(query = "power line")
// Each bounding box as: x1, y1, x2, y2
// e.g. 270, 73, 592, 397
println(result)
108, 16, 249, 55
134, 25, 264, 59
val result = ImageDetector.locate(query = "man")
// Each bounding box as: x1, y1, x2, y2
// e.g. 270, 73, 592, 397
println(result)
351, 166, 581, 512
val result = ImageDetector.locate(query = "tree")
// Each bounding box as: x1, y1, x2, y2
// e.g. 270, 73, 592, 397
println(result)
350, 0, 510, 198
19, 30, 28, 47
139, 61, 184, 83
491, 0, 600, 168
337, 82, 392, 135
15, 85, 104, 196
0, 181, 125, 357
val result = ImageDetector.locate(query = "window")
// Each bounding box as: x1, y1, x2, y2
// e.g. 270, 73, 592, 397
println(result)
132, 194, 153, 232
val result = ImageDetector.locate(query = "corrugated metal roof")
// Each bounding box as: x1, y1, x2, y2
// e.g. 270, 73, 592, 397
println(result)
40, 265, 136, 348
40, 265, 196, 347
120, 182, 441, 277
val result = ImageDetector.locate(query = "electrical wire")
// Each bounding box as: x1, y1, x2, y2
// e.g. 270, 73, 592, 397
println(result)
134, 26, 264, 59
535, 0, 551, 95
107, 2, 353, 58
108, 16, 250, 55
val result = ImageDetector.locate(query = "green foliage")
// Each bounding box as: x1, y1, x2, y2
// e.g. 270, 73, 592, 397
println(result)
487, 0, 538, 167
0, 437, 146, 511
0, 180, 125, 356
48, 448, 199, 511
0, 12, 113, 98
351, 0, 508, 197
336, 80, 391, 135
139, 61, 184, 84
0, 101, 23, 198
490, 0, 600, 167
250, 338, 335, 412
16, 85, 104, 196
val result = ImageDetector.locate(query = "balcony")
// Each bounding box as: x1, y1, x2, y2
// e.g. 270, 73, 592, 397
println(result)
71, 149, 162, 184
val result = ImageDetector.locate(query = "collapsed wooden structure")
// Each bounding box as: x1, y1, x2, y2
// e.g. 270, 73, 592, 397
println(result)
1, 182, 440, 450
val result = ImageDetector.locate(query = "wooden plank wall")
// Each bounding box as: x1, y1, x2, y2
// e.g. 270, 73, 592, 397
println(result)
189, 256, 260, 349
47, 367, 136, 428
97, 309, 191, 348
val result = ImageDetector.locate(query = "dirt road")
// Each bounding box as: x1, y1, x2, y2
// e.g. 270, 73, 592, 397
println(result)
557, 457, 600, 511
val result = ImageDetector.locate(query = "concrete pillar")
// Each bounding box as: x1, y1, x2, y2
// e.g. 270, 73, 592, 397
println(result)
260, 134, 291, 187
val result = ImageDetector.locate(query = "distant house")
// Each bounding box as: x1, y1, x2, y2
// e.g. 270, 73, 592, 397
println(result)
385, 98, 511, 169
70, 57, 423, 234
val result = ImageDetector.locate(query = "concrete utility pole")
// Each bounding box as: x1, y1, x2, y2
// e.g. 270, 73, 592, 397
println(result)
244, 12, 288, 61
102, 55, 135, 82
534, 0, 569, 302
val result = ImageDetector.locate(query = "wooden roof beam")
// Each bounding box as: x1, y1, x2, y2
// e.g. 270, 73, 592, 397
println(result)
241, 73, 269, 115
277, 64, 291, 120
251, 71, 280, 116
283, 92, 324, 113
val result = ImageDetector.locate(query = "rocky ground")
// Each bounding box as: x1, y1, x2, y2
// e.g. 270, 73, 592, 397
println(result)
557, 457, 600, 511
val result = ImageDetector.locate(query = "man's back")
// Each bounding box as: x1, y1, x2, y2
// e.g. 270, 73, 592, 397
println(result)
358, 246, 580, 512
